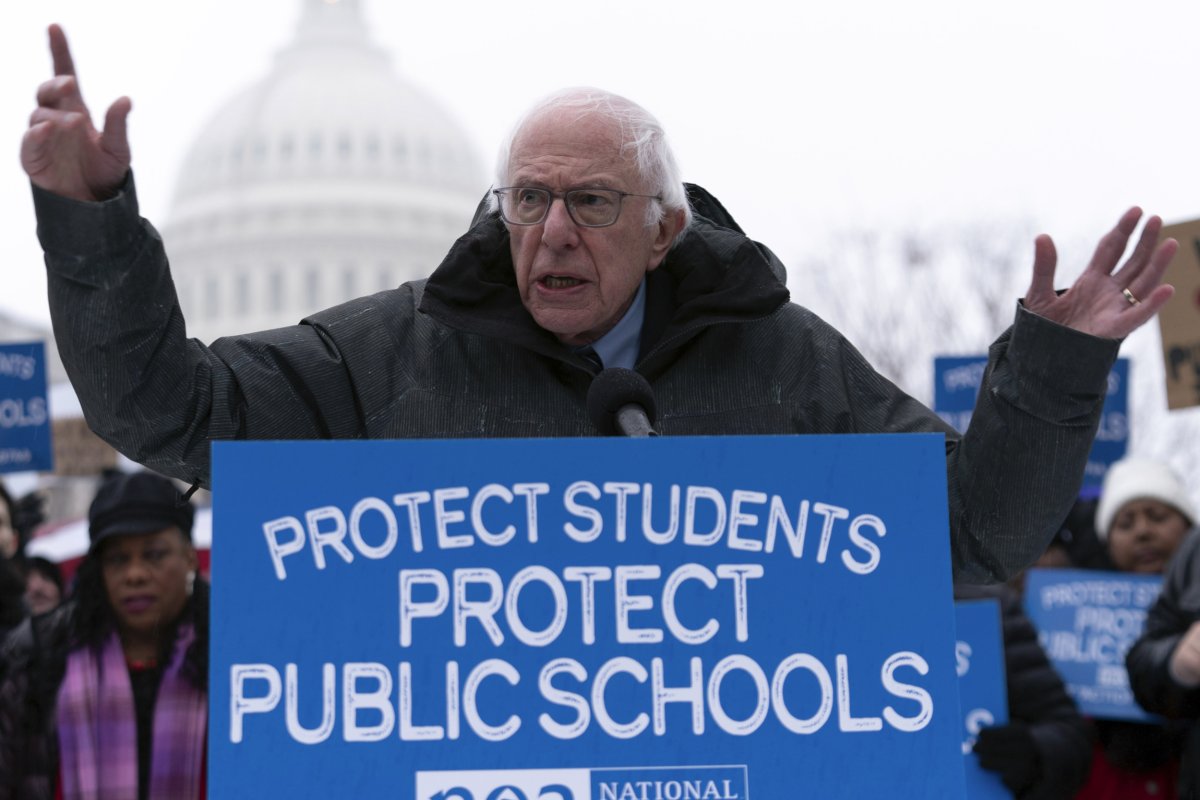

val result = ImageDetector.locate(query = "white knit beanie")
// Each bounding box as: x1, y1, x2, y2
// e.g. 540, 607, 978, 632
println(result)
1095, 457, 1197, 540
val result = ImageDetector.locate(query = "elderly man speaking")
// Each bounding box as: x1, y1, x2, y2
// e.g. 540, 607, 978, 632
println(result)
23, 25, 1174, 583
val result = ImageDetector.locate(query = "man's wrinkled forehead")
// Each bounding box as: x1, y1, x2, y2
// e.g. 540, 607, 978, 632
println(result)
507, 108, 635, 183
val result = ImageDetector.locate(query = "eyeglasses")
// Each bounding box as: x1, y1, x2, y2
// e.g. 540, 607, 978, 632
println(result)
492, 187, 662, 228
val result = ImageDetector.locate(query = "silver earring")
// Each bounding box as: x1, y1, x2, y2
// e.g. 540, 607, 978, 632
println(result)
186, 570, 196, 597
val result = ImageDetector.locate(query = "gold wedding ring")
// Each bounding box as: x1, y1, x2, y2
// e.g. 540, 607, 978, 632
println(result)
1122, 288, 1140, 306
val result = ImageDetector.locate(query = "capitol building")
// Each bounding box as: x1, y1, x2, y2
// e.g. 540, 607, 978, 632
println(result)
162, 0, 487, 343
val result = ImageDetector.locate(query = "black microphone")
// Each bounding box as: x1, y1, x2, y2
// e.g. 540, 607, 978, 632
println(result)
586, 368, 659, 438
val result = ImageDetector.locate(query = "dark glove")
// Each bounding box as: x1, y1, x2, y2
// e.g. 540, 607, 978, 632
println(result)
973, 722, 1041, 796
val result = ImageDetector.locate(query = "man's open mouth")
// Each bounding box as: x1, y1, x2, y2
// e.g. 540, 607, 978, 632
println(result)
542, 276, 584, 289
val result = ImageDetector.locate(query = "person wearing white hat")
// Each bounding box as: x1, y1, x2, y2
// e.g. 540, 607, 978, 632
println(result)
1095, 456, 1197, 575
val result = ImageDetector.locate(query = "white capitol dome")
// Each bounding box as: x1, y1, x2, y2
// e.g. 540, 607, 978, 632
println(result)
162, 0, 487, 343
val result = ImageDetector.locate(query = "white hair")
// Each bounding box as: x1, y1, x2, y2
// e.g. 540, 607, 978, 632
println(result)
490, 87, 693, 241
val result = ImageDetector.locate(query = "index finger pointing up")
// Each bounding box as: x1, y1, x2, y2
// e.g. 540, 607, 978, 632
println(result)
48, 24, 76, 77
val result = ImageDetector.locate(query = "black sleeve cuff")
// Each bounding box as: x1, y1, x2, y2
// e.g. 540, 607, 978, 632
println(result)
1000, 302, 1121, 416
32, 170, 142, 263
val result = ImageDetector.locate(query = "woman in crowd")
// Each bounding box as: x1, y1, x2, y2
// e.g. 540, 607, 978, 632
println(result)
1080, 456, 1196, 799
0, 481, 19, 561
0, 481, 27, 641
0, 471, 209, 800
22, 557, 63, 617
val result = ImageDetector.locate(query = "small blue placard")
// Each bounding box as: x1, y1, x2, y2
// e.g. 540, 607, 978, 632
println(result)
933, 356, 1127, 497
0, 341, 52, 473
955, 599, 1009, 799
210, 434, 966, 799
1023, 568, 1161, 721
933, 356, 989, 436
1082, 360, 1130, 499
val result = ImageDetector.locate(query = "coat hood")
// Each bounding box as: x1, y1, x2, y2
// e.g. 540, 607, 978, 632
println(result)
418, 183, 790, 364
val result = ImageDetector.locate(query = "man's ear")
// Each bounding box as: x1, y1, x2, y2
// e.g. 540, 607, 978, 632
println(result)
646, 208, 688, 272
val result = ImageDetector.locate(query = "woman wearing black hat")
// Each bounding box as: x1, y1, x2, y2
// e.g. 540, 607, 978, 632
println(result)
0, 471, 209, 800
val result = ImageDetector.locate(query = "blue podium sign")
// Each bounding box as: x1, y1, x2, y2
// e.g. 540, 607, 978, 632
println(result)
211, 434, 965, 799
1023, 568, 1161, 721
954, 600, 1009, 799
0, 341, 52, 473
933, 356, 1127, 497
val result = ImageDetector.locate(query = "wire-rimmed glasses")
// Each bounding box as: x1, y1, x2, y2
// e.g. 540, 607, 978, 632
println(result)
492, 187, 662, 228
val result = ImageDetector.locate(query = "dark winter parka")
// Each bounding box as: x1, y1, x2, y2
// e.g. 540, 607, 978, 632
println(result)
34, 179, 1119, 583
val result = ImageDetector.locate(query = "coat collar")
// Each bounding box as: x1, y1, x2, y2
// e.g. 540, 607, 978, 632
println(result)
418, 183, 790, 367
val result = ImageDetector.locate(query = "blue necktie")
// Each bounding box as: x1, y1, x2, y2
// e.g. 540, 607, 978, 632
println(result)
576, 346, 603, 372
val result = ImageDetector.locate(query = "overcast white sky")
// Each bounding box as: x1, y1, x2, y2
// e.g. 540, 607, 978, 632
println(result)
3, 0, 1199, 329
